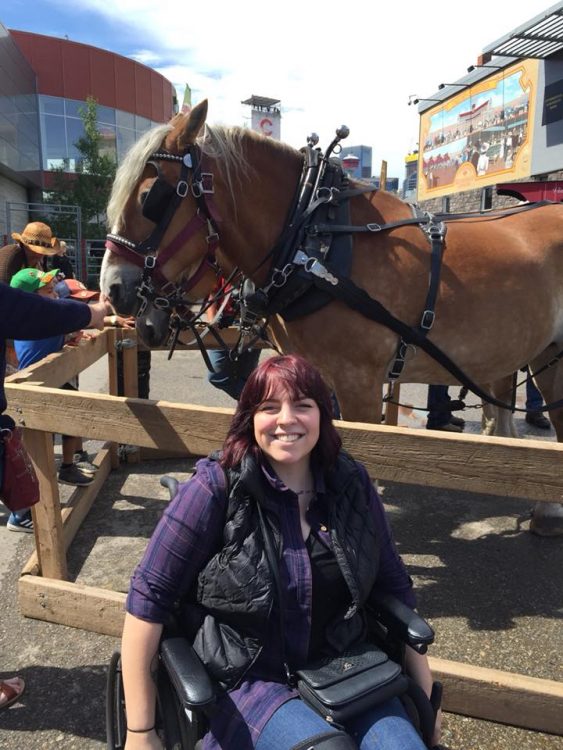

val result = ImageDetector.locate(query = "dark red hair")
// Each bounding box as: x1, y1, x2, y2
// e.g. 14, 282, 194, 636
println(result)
221, 354, 341, 470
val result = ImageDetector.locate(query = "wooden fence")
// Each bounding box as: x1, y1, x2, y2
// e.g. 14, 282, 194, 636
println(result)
5, 327, 563, 735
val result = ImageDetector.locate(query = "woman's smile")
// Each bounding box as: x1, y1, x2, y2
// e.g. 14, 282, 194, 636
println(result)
254, 389, 320, 471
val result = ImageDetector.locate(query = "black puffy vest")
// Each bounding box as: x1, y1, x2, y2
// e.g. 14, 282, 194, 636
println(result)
189, 451, 380, 690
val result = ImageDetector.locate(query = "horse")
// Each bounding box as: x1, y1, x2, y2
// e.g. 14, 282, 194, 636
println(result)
100, 100, 563, 534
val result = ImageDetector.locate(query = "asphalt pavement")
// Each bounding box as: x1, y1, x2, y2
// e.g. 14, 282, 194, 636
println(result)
1, 350, 562, 749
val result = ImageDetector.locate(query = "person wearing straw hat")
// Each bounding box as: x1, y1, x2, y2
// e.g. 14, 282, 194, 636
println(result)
0, 221, 60, 285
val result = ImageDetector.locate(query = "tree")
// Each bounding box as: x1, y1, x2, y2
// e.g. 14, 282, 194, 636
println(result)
44, 96, 116, 239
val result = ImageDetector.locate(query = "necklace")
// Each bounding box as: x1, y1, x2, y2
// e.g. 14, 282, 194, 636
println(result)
295, 489, 315, 496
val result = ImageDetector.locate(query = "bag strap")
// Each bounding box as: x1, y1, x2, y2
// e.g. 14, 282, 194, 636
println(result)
256, 502, 294, 685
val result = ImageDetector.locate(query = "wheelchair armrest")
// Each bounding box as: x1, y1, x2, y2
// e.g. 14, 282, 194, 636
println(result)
160, 637, 216, 710
370, 594, 435, 654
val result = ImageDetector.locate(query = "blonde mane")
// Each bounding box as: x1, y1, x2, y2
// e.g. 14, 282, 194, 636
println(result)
107, 119, 300, 231
107, 123, 173, 232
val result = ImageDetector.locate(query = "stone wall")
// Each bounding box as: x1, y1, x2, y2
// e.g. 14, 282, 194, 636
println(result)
417, 172, 563, 215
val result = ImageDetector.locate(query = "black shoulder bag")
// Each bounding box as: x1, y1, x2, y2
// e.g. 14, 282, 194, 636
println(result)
256, 502, 409, 724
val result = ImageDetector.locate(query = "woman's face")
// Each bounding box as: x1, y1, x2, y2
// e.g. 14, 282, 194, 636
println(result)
253, 386, 320, 471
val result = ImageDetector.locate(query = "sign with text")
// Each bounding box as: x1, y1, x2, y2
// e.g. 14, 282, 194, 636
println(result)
251, 109, 281, 140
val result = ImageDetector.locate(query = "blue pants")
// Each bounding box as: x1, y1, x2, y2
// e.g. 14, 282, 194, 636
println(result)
255, 697, 426, 750
207, 348, 261, 400
525, 371, 544, 411
426, 385, 451, 429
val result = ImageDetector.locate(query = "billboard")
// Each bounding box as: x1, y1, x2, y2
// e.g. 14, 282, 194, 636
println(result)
251, 109, 281, 139
417, 59, 539, 200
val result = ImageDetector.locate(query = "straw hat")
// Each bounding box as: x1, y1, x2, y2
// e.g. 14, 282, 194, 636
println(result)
11, 222, 60, 255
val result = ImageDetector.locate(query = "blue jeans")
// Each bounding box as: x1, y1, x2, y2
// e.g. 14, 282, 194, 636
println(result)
426, 385, 451, 429
256, 697, 426, 750
207, 348, 261, 400
525, 371, 544, 411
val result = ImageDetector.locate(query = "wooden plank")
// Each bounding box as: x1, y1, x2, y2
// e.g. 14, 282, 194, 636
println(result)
121, 329, 139, 398
430, 656, 563, 735
21, 445, 112, 576
5, 384, 234, 455
57, 446, 112, 547
18, 575, 126, 638
107, 328, 120, 469
16, 573, 563, 735
6, 384, 563, 502
121, 329, 141, 463
24, 429, 67, 580
6, 329, 109, 388
384, 383, 400, 426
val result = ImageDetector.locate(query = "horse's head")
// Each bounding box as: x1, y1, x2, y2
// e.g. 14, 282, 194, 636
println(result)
100, 100, 219, 346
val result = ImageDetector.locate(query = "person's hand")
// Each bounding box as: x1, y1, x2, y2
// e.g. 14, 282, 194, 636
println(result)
88, 299, 113, 330
65, 331, 85, 346
106, 314, 136, 329
124, 728, 163, 749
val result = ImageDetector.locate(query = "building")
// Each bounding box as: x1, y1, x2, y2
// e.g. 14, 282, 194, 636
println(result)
0, 21, 176, 241
408, 3, 563, 212
340, 145, 372, 180
241, 95, 281, 140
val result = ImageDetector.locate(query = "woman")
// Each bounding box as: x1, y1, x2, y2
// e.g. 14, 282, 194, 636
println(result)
122, 355, 440, 750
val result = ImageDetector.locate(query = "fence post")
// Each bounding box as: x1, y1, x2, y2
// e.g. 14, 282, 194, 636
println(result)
25, 428, 68, 580
107, 328, 121, 469
80, 239, 88, 283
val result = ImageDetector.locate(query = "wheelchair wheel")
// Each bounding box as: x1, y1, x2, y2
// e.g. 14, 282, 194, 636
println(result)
106, 651, 126, 750
106, 651, 205, 750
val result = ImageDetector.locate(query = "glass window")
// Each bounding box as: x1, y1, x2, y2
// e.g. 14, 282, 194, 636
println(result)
135, 115, 151, 133
67, 117, 86, 157
98, 123, 117, 162
116, 125, 135, 161
97, 105, 116, 125
40, 95, 64, 116
65, 98, 85, 119
116, 109, 135, 129
42, 113, 67, 166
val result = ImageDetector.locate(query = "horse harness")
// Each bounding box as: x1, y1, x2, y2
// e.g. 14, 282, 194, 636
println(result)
105, 130, 563, 413
238, 131, 563, 413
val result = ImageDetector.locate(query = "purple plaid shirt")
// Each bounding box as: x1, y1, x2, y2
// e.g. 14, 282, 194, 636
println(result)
127, 456, 416, 749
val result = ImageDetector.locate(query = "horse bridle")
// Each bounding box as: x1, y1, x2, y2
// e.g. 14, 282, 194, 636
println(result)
106, 143, 220, 317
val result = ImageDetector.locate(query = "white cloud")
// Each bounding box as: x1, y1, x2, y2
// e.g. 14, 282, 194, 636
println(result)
69, 0, 553, 179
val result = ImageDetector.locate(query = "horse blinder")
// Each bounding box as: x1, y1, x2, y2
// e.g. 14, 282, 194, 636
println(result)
141, 178, 177, 224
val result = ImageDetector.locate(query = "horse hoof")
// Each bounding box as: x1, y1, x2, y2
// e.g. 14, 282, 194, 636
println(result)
530, 503, 563, 536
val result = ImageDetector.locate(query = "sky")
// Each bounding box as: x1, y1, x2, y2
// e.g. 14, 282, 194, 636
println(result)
1, 0, 557, 180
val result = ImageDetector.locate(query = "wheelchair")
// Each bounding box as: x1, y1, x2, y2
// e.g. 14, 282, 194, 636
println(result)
106, 477, 442, 750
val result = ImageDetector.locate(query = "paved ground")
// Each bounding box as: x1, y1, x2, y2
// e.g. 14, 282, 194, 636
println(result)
1, 350, 562, 749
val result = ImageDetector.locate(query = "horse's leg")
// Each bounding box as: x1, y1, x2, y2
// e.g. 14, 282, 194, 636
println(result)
331, 368, 385, 424
484, 375, 518, 438
481, 398, 497, 436
527, 346, 563, 536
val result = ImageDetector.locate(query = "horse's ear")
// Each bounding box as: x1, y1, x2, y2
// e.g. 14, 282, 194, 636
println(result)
177, 100, 209, 149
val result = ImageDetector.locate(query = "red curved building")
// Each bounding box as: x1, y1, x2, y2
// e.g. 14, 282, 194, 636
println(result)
0, 23, 175, 206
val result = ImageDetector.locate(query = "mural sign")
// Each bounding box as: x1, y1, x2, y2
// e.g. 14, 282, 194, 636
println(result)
417, 59, 539, 200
